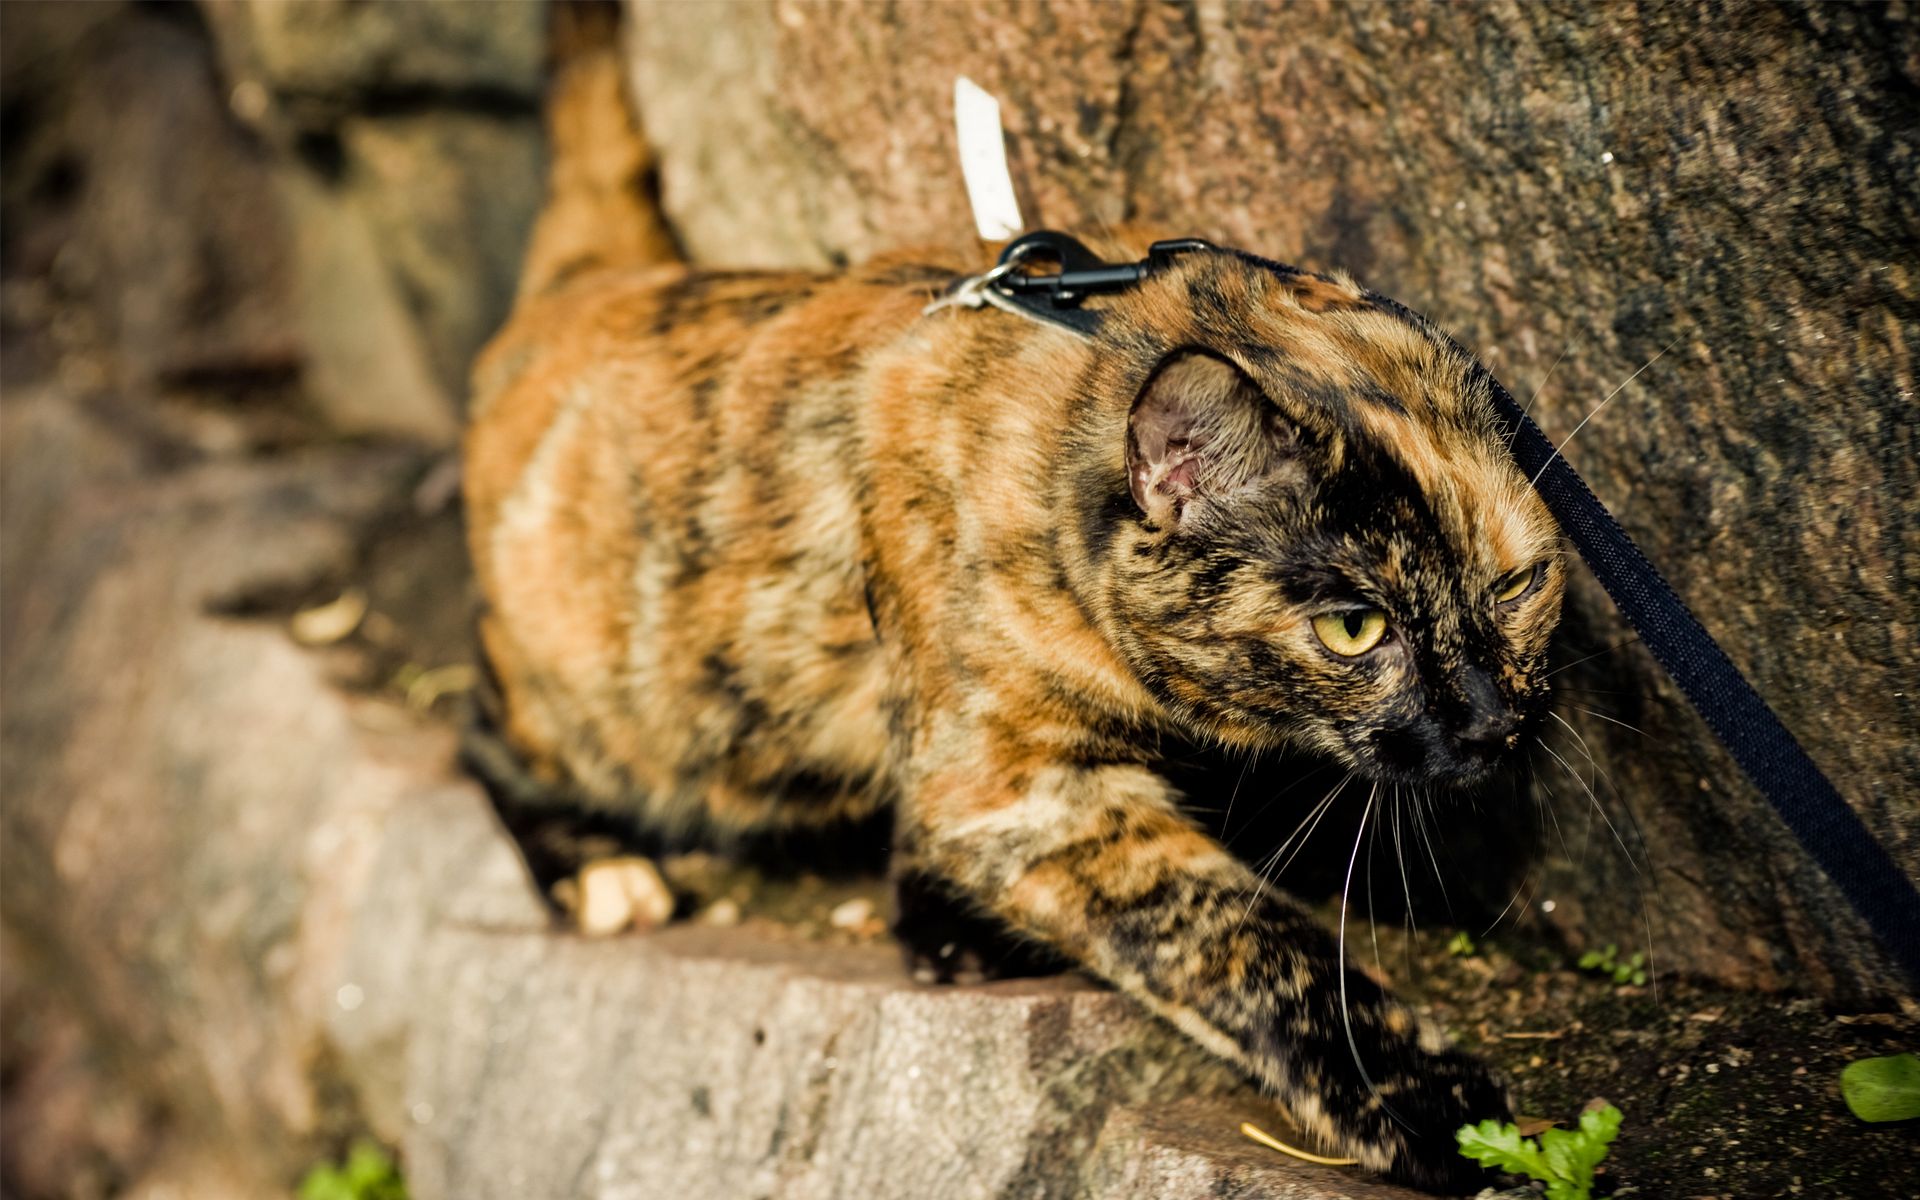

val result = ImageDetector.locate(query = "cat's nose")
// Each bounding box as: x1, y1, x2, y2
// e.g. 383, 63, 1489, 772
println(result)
1457, 705, 1520, 753
1453, 668, 1519, 755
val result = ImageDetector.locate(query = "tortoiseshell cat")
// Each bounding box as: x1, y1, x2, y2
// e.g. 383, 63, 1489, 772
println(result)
462, 32, 1562, 1191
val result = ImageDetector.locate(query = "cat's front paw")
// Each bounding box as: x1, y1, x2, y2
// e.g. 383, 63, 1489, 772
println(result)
1364, 1047, 1512, 1193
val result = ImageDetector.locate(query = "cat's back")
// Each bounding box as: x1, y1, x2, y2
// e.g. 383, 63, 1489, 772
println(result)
462, 259, 943, 824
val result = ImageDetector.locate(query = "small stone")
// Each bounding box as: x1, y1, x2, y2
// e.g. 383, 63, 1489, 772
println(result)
229, 78, 270, 124
701, 898, 742, 927
829, 896, 875, 930
291, 589, 367, 645
576, 857, 675, 937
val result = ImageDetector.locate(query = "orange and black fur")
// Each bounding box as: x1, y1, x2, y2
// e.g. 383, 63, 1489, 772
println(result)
464, 22, 1564, 1192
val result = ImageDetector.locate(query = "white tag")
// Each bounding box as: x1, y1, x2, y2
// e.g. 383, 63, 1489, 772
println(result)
953, 76, 1025, 241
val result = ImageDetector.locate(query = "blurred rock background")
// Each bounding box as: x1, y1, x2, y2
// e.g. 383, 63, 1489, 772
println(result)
3, 1, 1916, 1197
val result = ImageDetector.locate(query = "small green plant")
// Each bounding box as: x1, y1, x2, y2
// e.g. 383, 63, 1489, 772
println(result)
298, 1141, 408, 1200
1840, 1052, 1920, 1123
1577, 943, 1646, 986
1456, 1103, 1623, 1200
1446, 930, 1477, 957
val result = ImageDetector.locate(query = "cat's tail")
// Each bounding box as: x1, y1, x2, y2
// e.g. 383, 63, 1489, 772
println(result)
516, 0, 680, 302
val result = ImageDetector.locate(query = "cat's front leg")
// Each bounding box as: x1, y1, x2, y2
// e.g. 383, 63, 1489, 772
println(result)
901, 752, 1509, 1192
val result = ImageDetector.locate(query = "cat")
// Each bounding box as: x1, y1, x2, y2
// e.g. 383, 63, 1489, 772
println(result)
461, 23, 1563, 1192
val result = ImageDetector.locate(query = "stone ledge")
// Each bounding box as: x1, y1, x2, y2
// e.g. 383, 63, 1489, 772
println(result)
389, 891, 1421, 1200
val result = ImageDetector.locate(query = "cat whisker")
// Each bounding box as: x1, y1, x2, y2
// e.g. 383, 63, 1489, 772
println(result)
1411, 787, 1454, 920
1481, 854, 1543, 939
1484, 773, 1549, 939
1338, 783, 1408, 1129
1365, 790, 1385, 974
1225, 750, 1255, 836
1549, 711, 1602, 792
1530, 335, 1683, 488
1560, 727, 1664, 979
1540, 737, 1661, 997
1568, 703, 1649, 738
1545, 636, 1640, 679
1551, 715, 1645, 882
1390, 786, 1418, 959
1543, 741, 1638, 878
1535, 764, 1578, 864
1507, 332, 1581, 447
1233, 770, 1353, 931
1268, 771, 1356, 885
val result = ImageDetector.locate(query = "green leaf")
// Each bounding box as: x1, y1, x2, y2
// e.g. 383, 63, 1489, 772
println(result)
1557, 1105, 1622, 1198
1577, 950, 1604, 969
298, 1170, 355, 1200
298, 1143, 408, 1200
1455, 1118, 1551, 1181
1578, 1103, 1624, 1149
344, 1143, 394, 1188
1841, 1053, 1920, 1123
1458, 1105, 1621, 1200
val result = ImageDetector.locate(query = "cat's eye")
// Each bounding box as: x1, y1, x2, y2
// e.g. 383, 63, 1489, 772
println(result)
1493, 564, 1539, 605
1312, 609, 1389, 657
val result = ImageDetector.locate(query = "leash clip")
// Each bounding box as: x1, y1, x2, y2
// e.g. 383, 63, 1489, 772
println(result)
926, 231, 1217, 335
995, 232, 1215, 308
922, 246, 1038, 317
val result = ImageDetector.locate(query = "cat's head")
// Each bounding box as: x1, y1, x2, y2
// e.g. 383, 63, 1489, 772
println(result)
1073, 249, 1565, 788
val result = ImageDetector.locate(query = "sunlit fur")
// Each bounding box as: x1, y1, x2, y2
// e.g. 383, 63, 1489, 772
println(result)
464, 43, 1566, 1193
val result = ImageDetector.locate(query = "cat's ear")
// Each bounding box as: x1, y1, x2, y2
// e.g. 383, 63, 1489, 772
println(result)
1126, 351, 1300, 525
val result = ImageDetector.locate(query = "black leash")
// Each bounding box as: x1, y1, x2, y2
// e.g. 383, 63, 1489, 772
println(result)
936, 230, 1920, 991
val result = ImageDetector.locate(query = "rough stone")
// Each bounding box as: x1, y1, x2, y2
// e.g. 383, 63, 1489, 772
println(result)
1, 1, 543, 444
0, 390, 486, 1186
196, 0, 547, 440
199, 0, 546, 113
0, 2, 300, 390
404, 929, 1273, 1200
623, 0, 1920, 1001
333, 111, 546, 405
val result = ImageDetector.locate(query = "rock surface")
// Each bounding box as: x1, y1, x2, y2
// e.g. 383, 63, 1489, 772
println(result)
405, 929, 1344, 1200
0, 2, 298, 393
624, 0, 1920, 1000
0, 0, 544, 443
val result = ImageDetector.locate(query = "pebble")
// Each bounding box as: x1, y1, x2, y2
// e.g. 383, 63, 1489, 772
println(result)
829, 897, 875, 930
577, 857, 675, 936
